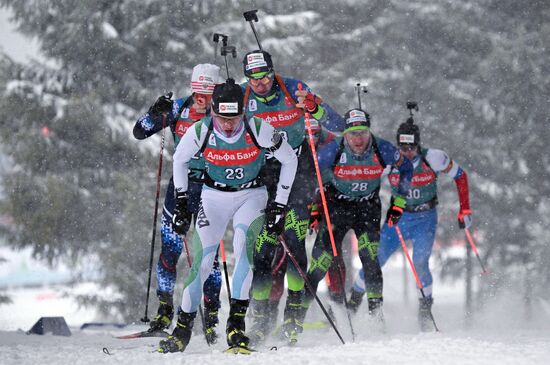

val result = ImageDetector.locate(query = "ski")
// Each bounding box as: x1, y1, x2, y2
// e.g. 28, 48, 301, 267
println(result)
224, 345, 256, 355
115, 329, 170, 339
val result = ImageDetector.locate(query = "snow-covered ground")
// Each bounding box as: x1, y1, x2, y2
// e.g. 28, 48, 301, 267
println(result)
1, 254, 549, 365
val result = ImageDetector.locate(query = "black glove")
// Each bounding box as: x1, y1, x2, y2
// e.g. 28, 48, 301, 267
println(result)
172, 190, 191, 235
386, 195, 406, 227
265, 202, 286, 236
148, 92, 173, 117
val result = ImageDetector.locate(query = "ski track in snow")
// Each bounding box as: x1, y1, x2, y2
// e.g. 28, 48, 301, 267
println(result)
2, 265, 549, 364
1, 327, 549, 365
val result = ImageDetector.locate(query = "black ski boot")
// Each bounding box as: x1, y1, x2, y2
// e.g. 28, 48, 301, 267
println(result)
367, 297, 385, 333
149, 292, 174, 332
158, 311, 196, 353
248, 299, 270, 346
281, 290, 307, 345
418, 297, 434, 332
346, 289, 364, 313
204, 301, 220, 344
226, 299, 251, 350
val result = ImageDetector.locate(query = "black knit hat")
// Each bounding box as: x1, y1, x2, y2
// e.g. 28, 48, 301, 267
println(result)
243, 50, 274, 78
396, 117, 420, 146
211, 78, 244, 117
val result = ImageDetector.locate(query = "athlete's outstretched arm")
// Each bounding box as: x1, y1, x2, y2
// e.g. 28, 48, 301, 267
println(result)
133, 98, 184, 139
426, 149, 471, 214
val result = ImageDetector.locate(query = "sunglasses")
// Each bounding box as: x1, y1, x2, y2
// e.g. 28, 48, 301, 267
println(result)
247, 72, 274, 86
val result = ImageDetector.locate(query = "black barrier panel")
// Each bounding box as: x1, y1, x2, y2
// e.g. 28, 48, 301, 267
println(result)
27, 317, 71, 337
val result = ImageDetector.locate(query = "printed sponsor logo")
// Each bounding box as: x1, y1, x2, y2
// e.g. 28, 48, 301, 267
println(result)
197, 75, 214, 83
204, 145, 261, 166
249, 99, 257, 111
339, 153, 347, 164
245, 53, 268, 70
347, 110, 367, 123
208, 134, 217, 146
389, 171, 436, 187
219, 102, 239, 113
399, 134, 415, 143
245, 133, 253, 145
334, 165, 383, 180
196, 205, 210, 228
254, 109, 302, 128
175, 121, 192, 136
350, 110, 366, 118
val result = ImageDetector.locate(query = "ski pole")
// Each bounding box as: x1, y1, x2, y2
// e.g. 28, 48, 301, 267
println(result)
299, 83, 357, 342
278, 236, 345, 345
395, 225, 440, 332
141, 112, 168, 324
181, 237, 211, 346
219, 240, 232, 301
243, 10, 263, 50
464, 228, 488, 274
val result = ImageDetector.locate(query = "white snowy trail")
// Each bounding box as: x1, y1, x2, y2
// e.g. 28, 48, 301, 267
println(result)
2, 294, 550, 365
2, 263, 549, 364
1, 326, 549, 365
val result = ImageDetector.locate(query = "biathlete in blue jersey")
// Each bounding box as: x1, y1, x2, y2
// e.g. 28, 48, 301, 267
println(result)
303, 108, 413, 324
133, 64, 222, 342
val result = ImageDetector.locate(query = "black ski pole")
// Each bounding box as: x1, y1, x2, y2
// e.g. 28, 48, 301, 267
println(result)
243, 9, 263, 50
219, 240, 232, 302
279, 236, 346, 345
141, 105, 170, 324
181, 237, 211, 346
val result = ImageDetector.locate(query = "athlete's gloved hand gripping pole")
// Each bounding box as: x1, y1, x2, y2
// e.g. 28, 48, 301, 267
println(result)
141, 92, 172, 324
453, 169, 486, 274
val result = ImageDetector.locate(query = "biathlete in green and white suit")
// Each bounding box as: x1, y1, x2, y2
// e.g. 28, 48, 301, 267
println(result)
157, 78, 297, 354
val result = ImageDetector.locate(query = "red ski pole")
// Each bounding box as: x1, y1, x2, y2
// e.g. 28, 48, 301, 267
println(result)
395, 225, 440, 332
298, 84, 356, 342
464, 228, 488, 274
